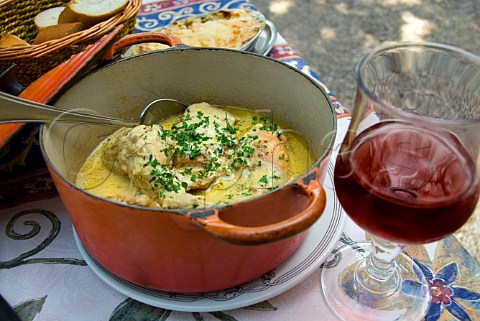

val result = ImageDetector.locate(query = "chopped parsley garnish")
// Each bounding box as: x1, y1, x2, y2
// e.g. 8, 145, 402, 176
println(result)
150, 167, 182, 192
144, 154, 159, 168
171, 118, 210, 159
161, 146, 173, 157
182, 167, 193, 175
258, 117, 283, 137
144, 154, 183, 193
140, 107, 287, 200
259, 175, 269, 186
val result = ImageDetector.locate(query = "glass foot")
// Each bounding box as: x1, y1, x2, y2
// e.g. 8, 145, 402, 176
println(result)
320, 242, 431, 321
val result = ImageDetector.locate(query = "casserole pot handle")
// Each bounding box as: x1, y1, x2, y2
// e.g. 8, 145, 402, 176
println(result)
102, 32, 185, 61
187, 179, 326, 245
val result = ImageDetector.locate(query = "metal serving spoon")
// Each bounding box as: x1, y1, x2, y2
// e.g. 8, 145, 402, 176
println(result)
0, 91, 187, 127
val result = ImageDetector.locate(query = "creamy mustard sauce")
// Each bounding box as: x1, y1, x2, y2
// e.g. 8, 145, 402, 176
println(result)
76, 106, 314, 207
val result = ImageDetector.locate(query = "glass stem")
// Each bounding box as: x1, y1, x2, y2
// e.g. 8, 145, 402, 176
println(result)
354, 236, 403, 296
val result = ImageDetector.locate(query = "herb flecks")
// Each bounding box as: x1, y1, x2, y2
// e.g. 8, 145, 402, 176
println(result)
257, 117, 284, 138
259, 175, 269, 186
144, 154, 183, 193
141, 104, 287, 202
166, 104, 245, 188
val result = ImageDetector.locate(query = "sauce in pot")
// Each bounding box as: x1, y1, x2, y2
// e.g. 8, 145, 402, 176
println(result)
76, 103, 314, 208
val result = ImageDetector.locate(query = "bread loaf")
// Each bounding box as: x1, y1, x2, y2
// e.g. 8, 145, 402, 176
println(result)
32, 22, 84, 44
0, 34, 30, 48
58, 0, 129, 28
34, 7, 65, 32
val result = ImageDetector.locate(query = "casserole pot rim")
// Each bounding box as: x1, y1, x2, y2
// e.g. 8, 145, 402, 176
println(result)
40, 46, 337, 215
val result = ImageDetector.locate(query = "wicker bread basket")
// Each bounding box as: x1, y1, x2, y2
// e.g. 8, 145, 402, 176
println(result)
0, 0, 141, 86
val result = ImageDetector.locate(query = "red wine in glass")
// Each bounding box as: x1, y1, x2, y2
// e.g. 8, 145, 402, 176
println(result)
322, 41, 480, 321
334, 120, 479, 244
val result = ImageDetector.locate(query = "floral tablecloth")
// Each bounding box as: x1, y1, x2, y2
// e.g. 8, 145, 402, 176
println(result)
1, 1, 479, 320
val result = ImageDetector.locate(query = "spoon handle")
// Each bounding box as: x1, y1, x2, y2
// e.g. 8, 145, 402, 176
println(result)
0, 91, 136, 127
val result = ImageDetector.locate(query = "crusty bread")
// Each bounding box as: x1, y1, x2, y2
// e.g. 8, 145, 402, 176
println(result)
32, 22, 84, 44
58, 0, 129, 28
34, 7, 65, 32
0, 34, 30, 48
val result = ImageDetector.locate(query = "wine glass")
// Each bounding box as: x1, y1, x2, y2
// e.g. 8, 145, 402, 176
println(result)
320, 42, 480, 320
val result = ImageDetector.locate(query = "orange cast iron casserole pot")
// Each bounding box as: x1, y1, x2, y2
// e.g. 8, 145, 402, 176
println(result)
39, 33, 337, 293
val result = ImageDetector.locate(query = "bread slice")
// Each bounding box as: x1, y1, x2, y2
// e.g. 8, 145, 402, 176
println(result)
32, 22, 84, 44
0, 34, 30, 48
58, 0, 129, 28
34, 7, 65, 32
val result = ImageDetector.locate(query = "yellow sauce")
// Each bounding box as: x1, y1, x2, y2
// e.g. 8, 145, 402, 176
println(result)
76, 107, 314, 207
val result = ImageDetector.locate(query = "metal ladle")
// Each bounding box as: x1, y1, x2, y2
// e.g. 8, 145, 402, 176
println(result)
0, 91, 187, 127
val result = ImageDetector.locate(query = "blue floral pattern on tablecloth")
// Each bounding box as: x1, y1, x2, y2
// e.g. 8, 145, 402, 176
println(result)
402, 238, 480, 320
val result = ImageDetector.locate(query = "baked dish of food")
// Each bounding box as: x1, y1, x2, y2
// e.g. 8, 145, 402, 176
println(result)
123, 9, 266, 56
